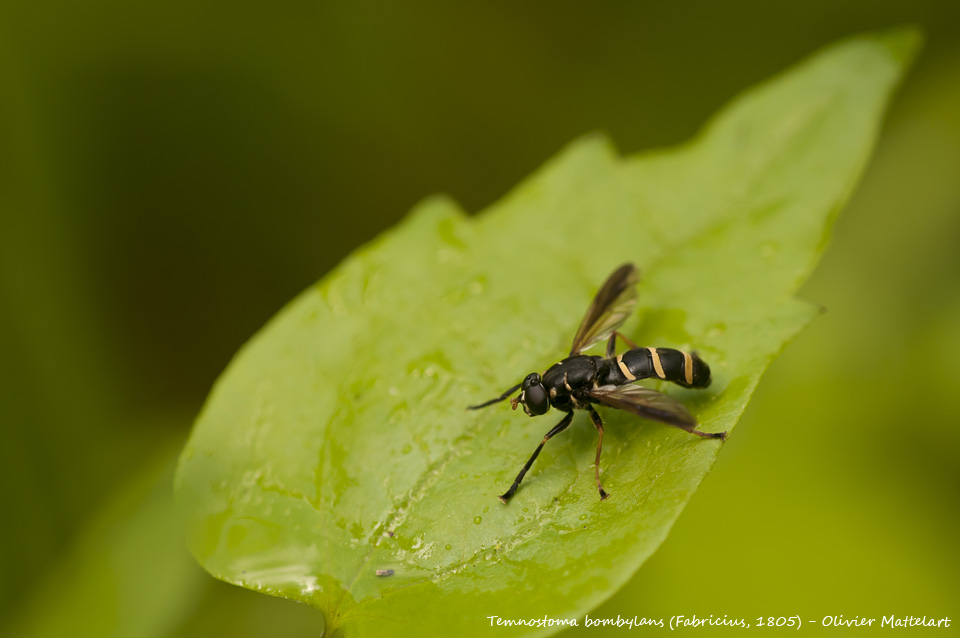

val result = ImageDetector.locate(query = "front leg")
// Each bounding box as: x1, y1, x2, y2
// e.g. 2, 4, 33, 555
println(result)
500, 411, 574, 503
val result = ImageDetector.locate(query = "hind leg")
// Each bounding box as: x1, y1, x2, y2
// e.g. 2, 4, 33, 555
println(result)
605, 331, 640, 358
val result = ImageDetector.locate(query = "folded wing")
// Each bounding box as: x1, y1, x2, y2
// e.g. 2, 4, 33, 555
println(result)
588, 383, 696, 427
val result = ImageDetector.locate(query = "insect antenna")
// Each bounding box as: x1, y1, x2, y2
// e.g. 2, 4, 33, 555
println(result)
467, 383, 521, 410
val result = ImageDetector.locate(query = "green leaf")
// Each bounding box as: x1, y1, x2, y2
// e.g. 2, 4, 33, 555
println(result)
176, 29, 917, 637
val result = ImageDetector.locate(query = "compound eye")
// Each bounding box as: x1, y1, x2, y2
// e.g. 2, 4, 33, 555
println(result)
522, 383, 550, 416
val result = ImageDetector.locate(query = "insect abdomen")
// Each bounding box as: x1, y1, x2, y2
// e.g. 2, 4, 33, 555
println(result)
609, 347, 711, 389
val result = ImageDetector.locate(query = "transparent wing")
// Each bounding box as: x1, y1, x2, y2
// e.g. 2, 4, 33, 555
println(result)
588, 383, 696, 427
569, 263, 640, 356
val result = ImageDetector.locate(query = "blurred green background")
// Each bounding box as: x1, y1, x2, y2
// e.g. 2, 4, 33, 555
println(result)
1, 1, 957, 636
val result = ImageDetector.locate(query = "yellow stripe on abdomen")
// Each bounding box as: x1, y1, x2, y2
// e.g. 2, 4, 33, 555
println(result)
647, 347, 666, 379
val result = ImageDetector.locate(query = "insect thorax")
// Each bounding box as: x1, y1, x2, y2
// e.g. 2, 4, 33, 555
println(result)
542, 355, 605, 396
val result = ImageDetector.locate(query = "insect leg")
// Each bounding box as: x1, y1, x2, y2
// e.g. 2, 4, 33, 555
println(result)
668, 421, 728, 440
467, 383, 522, 410
499, 411, 574, 503
605, 331, 640, 358
586, 405, 610, 500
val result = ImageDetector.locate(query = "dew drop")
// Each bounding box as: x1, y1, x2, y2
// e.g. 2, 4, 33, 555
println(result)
474, 516, 482, 524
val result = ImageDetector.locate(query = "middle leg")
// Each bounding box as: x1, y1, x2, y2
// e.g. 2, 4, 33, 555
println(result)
586, 405, 610, 500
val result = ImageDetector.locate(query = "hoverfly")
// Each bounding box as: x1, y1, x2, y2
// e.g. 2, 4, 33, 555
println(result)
469, 263, 726, 503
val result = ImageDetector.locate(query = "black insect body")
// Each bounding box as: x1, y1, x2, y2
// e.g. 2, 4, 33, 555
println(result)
468, 263, 726, 503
